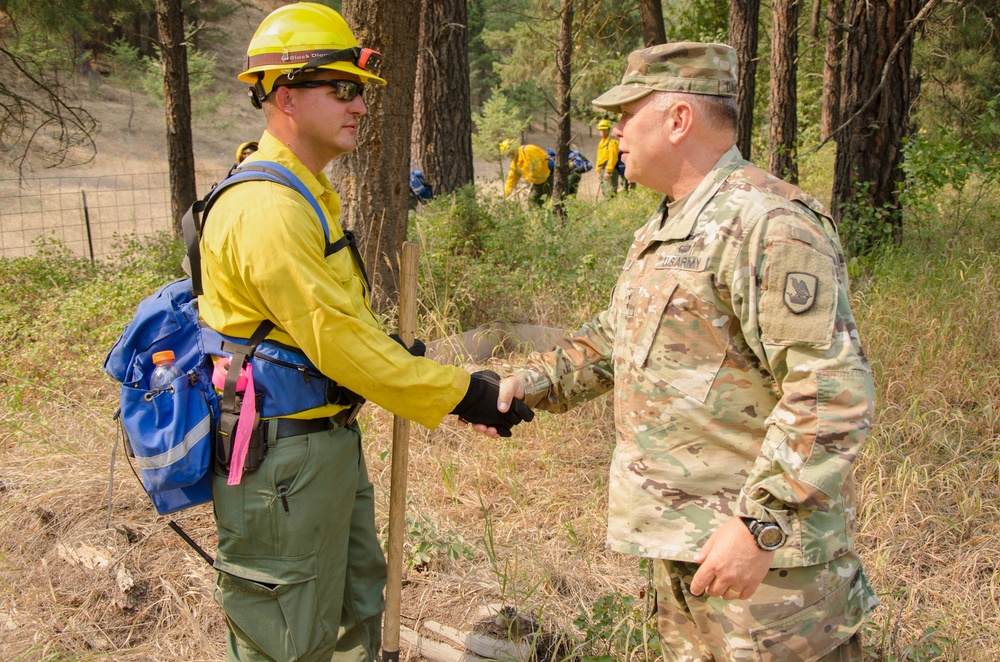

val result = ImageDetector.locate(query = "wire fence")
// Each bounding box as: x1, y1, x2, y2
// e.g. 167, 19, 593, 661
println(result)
0, 169, 230, 261
0, 164, 608, 262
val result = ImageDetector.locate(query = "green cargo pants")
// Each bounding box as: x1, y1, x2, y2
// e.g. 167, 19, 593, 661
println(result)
213, 421, 386, 662
600, 168, 619, 198
528, 177, 552, 207
653, 552, 879, 661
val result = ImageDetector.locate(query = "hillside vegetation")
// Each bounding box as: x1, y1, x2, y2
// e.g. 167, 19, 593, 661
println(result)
1, 168, 999, 659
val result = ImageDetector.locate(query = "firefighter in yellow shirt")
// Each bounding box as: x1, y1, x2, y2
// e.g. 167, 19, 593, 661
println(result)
501, 139, 552, 206
201, 5, 533, 660
596, 118, 621, 198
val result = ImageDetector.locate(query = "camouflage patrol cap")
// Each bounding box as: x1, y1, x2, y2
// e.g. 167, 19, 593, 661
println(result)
592, 42, 738, 113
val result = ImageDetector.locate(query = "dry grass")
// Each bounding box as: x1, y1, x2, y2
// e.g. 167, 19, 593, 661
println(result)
0, 351, 651, 661
4, 242, 1000, 660
4, 203, 1000, 660
851, 248, 1000, 658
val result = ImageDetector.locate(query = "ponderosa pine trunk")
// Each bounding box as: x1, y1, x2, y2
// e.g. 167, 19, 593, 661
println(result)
411, 0, 473, 196
832, 0, 924, 253
810, 0, 823, 39
551, 0, 573, 218
639, 0, 666, 47
154, 0, 196, 236
768, 0, 800, 184
334, 0, 420, 309
820, 0, 845, 140
728, 0, 760, 159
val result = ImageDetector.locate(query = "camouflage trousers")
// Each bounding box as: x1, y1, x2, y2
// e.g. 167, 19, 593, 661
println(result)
652, 552, 878, 661
213, 421, 386, 662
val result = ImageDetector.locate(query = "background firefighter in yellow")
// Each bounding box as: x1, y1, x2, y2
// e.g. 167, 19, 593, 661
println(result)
501, 139, 552, 207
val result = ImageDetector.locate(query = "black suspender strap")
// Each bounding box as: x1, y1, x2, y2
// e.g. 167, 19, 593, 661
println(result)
326, 230, 371, 293
214, 319, 275, 467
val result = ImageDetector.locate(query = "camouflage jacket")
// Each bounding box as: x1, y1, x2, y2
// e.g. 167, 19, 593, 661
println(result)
514, 146, 874, 567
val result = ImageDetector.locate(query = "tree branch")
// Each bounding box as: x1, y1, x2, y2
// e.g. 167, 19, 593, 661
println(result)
804, 0, 943, 155
0, 45, 98, 178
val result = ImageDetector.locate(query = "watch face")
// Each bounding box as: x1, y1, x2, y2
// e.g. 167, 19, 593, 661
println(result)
756, 523, 785, 550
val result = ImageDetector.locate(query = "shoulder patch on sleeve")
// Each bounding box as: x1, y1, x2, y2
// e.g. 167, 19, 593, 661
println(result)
761, 241, 837, 347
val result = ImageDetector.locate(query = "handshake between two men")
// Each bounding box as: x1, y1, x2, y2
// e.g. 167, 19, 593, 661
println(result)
390, 334, 532, 437
451, 370, 533, 438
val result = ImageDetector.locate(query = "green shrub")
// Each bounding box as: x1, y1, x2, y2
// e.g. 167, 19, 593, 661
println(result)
412, 186, 654, 332
0, 232, 184, 389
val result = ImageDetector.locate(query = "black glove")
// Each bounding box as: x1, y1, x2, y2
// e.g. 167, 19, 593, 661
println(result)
390, 333, 427, 357
451, 370, 535, 437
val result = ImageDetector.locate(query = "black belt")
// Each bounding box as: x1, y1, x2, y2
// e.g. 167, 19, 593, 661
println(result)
267, 416, 335, 438
266, 408, 356, 438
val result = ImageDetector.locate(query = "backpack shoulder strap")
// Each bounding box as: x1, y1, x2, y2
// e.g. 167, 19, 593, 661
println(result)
239, 162, 369, 287
181, 161, 332, 296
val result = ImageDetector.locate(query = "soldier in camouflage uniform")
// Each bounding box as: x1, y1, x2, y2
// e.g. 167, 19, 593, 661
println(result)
480, 42, 879, 660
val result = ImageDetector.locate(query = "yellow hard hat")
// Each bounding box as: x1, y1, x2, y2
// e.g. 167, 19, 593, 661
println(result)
499, 138, 515, 154
597, 119, 611, 130
236, 141, 258, 163
240, 2, 387, 108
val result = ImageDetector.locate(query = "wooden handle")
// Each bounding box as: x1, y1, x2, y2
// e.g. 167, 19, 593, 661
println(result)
382, 241, 419, 660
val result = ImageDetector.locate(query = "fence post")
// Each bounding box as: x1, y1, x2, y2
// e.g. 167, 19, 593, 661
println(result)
80, 190, 95, 262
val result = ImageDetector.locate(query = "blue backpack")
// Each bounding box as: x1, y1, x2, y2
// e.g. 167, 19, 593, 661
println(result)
104, 162, 363, 516
545, 148, 592, 175
409, 168, 433, 202
568, 150, 593, 174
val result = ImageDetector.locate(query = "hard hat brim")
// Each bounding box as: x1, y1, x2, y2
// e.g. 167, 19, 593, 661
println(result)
239, 62, 387, 88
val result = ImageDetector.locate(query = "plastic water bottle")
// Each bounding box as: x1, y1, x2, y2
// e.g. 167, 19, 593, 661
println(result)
149, 350, 184, 393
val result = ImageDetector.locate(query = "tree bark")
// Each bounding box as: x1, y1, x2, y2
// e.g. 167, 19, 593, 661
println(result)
820, 0, 845, 140
832, 0, 923, 253
411, 0, 474, 196
728, 0, 760, 160
551, 0, 573, 217
809, 0, 823, 39
638, 0, 666, 47
768, 0, 800, 184
154, 0, 196, 236
334, 0, 421, 310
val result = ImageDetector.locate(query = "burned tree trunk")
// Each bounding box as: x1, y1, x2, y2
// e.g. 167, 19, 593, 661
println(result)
638, 0, 666, 47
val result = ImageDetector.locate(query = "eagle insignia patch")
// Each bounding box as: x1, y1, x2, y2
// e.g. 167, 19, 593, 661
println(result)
783, 272, 818, 314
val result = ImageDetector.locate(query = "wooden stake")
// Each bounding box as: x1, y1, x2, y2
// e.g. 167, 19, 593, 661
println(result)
382, 241, 419, 662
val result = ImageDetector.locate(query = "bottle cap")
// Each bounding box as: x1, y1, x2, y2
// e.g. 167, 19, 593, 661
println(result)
152, 350, 176, 365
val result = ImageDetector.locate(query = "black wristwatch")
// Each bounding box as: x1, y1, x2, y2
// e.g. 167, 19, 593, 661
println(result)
741, 517, 786, 552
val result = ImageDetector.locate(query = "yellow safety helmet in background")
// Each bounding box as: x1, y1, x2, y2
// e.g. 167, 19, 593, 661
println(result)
597, 119, 612, 130
236, 141, 258, 163
499, 138, 516, 154
240, 2, 387, 109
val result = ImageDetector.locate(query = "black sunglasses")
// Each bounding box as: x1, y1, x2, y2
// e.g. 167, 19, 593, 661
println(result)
277, 79, 365, 102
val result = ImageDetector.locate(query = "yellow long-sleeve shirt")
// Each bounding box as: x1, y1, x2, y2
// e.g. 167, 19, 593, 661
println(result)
596, 135, 619, 173
504, 144, 552, 195
198, 132, 469, 429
